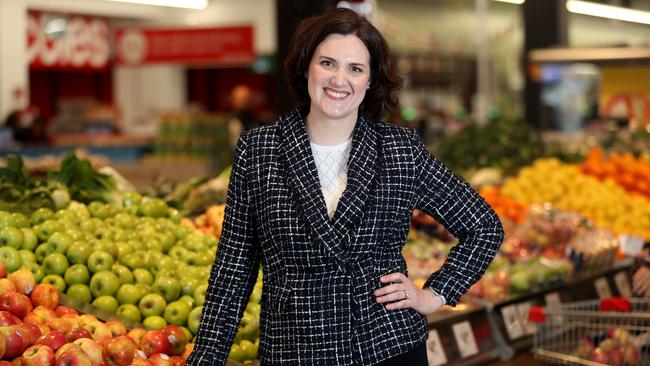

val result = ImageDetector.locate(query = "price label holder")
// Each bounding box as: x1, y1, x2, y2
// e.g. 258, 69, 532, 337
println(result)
426, 329, 447, 366
452, 321, 479, 358
544, 292, 562, 307
614, 272, 632, 298
595, 277, 613, 299
516, 302, 536, 335
500, 304, 525, 340
619, 235, 644, 256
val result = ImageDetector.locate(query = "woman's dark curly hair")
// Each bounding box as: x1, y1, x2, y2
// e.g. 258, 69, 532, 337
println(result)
284, 8, 403, 121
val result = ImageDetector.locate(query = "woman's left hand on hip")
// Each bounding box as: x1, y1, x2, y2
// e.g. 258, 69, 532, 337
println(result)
374, 272, 444, 316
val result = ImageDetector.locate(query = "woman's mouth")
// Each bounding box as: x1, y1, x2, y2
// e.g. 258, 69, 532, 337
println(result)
324, 87, 350, 100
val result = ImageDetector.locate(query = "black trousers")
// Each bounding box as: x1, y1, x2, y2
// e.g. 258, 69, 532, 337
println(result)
374, 342, 428, 366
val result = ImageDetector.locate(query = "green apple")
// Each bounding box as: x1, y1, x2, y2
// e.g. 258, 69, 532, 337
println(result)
152, 276, 182, 303
120, 252, 147, 270
204, 235, 218, 248
88, 202, 113, 219
51, 188, 71, 210
112, 230, 130, 243
151, 257, 175, 276
181, 278, 200, 297
0, 226, 23, 249
180, 326, 192, 341
41, 274, 66, 293
113, 212, 137, 230
35, 220, 61, 242
42, 252, 70, 276
90, 271, 120, 297
64, 264, 90, 285
67, 201, 90, 218
143, 315, 167, 330
0, 211, 17, 228
91, 239, 117, 259
18, 249, 37, 264
78, 219, 96, 234
47, 232, 73, 253
138, 293, 167, 317
113, 264, 134, 285
193, 252, 213, 267
66, 241, 92, 265
121, 192, 142, 209
93, 295, 119, 313
87, 250, 114, 273
193, 284, 208, 306
188, 306, 203, 334
35, 243, 56, 264
20, 228, 38, 251
133, 268, 154, 286
0, 246, 22, 272
178, 295, 195, 309
138, 197, 169, 218
144, 238, 163, 253
174, 225, 192, 241
185, 234, 207, 252
115, 241, 135, 260
30, 208, 53, 226
168, 247, 188, 260
64, 228, 84, 241
22, 262, 44, 283
93, 227, 114, 241
66, 283, 92, 304
116, 284, 143, 305
156, 233, 176, 253
163, 301, 191, 326
136, 283, 151, 296
117, 304, 141, 323
11, 213, 30, 228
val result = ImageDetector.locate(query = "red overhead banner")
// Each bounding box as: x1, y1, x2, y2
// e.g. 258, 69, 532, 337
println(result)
27, 11, 110, 70
115, 26, 255, 66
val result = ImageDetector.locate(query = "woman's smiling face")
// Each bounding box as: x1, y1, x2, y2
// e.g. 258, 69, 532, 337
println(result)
307, 33, 371, 124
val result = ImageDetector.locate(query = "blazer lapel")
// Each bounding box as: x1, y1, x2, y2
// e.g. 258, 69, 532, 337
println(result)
278, 108, 348, 266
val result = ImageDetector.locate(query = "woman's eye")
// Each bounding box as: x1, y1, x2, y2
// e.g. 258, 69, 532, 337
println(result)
320, 60, 333, 67
350, 66, 363, 73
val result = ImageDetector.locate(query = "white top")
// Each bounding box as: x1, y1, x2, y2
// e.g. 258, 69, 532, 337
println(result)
310, 139, 352, 220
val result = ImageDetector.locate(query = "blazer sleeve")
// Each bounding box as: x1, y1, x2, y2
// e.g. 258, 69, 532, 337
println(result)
187, 131, 261, 365
409, 130, 504, 306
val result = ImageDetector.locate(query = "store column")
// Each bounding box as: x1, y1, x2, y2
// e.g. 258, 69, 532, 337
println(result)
523, 0, 567, 129
0, 0, 28, 123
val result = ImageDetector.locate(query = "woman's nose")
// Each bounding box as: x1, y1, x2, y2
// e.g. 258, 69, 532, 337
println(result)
330, 69, 345, 86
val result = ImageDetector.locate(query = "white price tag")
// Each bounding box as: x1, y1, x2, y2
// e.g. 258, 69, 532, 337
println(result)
452, 321, 479, 358
500, 305, 525, 340
619, 235, 644, 256
544, 292, 562, 307
595, 277, 613, 299
614, 272, 632, 298
426, 329, 447, 366
517, 302, 536, 335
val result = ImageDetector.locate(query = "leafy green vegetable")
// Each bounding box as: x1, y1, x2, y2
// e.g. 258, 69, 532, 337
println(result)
49, 151, 118, 204
0, 155, 57, 214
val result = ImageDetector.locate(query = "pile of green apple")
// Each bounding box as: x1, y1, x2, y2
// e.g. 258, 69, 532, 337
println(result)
0, 195, 219, 340
228, 273, 261, 363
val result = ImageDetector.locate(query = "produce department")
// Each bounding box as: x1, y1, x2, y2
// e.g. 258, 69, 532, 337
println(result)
1, 0, 649, 365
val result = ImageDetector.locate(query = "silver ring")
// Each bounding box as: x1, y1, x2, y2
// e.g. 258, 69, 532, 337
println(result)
403, 290, 409, 299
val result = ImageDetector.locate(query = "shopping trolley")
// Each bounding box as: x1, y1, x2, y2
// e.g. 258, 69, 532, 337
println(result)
531, 298, 650, 365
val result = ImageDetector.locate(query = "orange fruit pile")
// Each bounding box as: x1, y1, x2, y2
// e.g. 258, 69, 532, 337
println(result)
582, 147, 650, 201
479, 186, 529, 224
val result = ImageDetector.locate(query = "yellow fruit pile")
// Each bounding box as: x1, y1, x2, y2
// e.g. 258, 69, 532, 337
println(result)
501, 158, 650, 240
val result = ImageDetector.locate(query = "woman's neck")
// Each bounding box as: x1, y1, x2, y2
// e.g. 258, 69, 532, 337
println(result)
305, 109, 357, 146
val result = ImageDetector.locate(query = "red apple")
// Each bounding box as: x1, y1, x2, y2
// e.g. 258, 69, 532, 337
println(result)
608, 347, 625, 366
102, 335, 138, 366
55, 348, 92, 366
30, 285, 59, 310
72, 339, 102, 366
0, 262, 7, 279
54, 307, 78, 318
35, 330, 67, 352
622, 344, 640, 364
66, 329, 92, 342
160, 326, 188, 356
126, 329, 146, 345
54, 344, 79, 360
104, 321, 127, 338
22, 314, 44, 327
47, 318, 76, 336
590, 347, 609, 364
18, 322, 42, 345
9, 270, 36, 296
32, 307, 57, 324
0, 325, 29, 359
21, 345, 55, 366
0, 311, 22, 326
168, 356, 183, 366
0, 331, 5, 359
129, 360, 152, 366
0, 280, 16, 296
0, 293, 33, 319
140, 331, 171, 357
86, 322, 111, 344
147, 354, 173, 366
0, 362, 11, 366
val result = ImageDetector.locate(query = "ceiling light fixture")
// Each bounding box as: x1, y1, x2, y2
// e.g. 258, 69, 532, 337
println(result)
566, 0, 650, 25
105, 0, 208, 10
491, 0, 525, 4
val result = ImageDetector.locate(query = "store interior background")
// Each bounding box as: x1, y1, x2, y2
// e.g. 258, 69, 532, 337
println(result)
0, 0, 648, 187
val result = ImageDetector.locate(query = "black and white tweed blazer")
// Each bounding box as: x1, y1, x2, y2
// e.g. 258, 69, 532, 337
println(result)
187, 107, 504, 366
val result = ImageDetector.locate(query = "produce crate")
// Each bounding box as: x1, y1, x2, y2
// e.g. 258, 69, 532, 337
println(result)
532, 298, 650, 365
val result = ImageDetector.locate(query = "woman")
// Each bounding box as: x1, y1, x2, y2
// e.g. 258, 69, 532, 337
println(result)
188, 8, 503, 366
